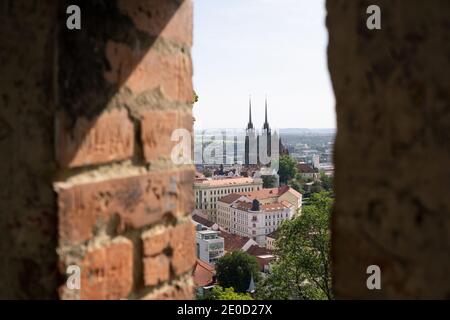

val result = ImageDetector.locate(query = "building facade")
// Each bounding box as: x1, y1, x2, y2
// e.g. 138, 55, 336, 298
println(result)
194, 177, 263, 222
297, 163, 320, 181
216, 186, 301, 247
265, 230, 278, 251
196, 230, 225, 265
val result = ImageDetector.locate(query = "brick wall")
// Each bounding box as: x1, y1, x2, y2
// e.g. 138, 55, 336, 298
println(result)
0, 0, 195, 299
55, 0, 196, 300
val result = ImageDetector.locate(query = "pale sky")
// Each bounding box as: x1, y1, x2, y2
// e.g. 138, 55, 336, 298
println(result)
192, 0, 336, 130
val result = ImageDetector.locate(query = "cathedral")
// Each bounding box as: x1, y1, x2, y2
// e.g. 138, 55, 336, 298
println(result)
244, 98, 289, 166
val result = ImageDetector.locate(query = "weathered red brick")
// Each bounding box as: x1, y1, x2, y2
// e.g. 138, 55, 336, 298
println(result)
56, 169, 194, 246
142, 282, 194, 300
142, 229, 171, 257
104, 41, 193, 103
143, 254, 171, 286
79, 238, 133, 300
141, 109, 193, 162
118, 0, 193, 47
56, 109, 134, 168
169, 221, 196, 275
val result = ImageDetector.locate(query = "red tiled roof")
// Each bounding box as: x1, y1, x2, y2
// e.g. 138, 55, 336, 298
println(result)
246, 245, 275, 271
218, 193, 244, 204
238, 185, 300, 200
297, 163, 318, 173
192, 214, 215, 228
238, 188, 280, 200
233, 200, 288, 212
260, 202, 289, 211
280, 200, 293, 208
235, 201, 252, 211
193, 259, 215, 288
285, 187, 302, 198
219, 231, 251, 252
246, 245, 273, 256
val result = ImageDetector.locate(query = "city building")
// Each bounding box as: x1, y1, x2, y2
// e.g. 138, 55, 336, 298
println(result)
195, 230, 225, 265
297, 163, 320, 180
194, 176, 263, 222
265, 230, 278, 251
312, 154, 320, 169
216, 186, 301, 246
216, 186, 301, 247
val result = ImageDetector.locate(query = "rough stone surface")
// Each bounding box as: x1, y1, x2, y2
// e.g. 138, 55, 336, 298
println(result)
56, 169, 194, 246
79, 238, 133, 300
118, 0, 193, 46
169, 221, 197, 276
56, 108, 135, 168
1, 0, 195, 300
142, 227, 171, 257
327, 0, 450, 298
141, 109, 193, 162
104, 40, 193, 103
143, 254, 171, 286
142, 279, 194, 300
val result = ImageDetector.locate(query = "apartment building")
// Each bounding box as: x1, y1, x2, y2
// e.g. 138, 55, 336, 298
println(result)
216, 186, 301, 247
194, 177, 263, 222
195, 230, 225, 265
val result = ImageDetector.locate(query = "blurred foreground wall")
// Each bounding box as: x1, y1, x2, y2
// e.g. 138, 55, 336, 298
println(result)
0, 0, 196, 299
328, 0, 450, 299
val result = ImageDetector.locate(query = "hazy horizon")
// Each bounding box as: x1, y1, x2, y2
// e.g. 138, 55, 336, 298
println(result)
192, 0, 336, 130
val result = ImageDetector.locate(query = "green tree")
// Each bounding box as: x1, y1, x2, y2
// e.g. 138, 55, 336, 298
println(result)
204, 286, 253, 300
278, 155, 298, 184
310, 181, 324, 194
203, 169, 212, 178
262, 175, 277, 188
289, 178, 304, 194
215, 251, 260, 293
258, 192, 333, 300
193, 91, 199, 104
320, 172, 333, 192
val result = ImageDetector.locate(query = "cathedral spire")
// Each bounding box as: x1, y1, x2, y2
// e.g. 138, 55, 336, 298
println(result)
247, 95, 254, 130
263, 95, 270, 131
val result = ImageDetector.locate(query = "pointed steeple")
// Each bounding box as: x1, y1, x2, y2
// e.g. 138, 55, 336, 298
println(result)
247, 95, 254, 130
263, 96, 270, 131
247, 274, 256, 293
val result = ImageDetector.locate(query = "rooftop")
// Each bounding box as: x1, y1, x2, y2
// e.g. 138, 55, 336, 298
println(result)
238, 185, 301, 200
193, 259, 215, 288
247, 244, 273, 256
298, 163, 318, 174
197, 230, 219, 235
219, 231, 252, 252
218, 193, 244, 204
238, 187, 282, 200
192, 214, 216, 228
234, 200, 289, 212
